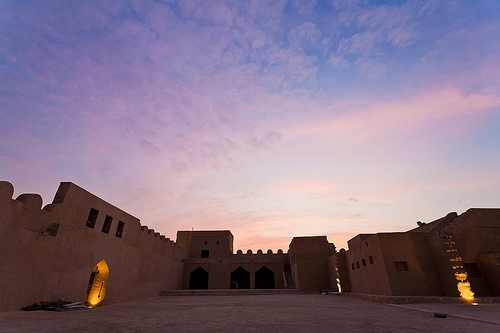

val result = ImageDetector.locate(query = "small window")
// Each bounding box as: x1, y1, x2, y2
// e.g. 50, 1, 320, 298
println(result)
102, 215, 113, 234
362, 259, 366, 266
351, 263, 355, 270
86, 208, 99, 228
204, 241, 207, 245
216, 241, 219, 245
365, 241, 368, 247
369, 256, 374, 264
356, 261, 360, 269
115, 221, 125, 238
201, 250, 209, 258
394, 261, 409, 271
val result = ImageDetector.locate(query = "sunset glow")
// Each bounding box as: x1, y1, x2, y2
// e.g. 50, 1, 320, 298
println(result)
1, 1, 499, 251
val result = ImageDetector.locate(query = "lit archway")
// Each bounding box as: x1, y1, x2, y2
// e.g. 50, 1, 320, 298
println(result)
189, 267, 209, 289
84, 260, 109, 307
255, 266, 275, 289
231, 266, 250, 289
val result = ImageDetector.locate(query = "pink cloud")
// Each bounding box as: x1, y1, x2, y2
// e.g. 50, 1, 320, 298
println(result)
287, 87, 500, 145
2, 1, 499, 254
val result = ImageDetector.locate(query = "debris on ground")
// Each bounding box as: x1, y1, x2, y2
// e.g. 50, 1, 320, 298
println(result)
22, 300, 89, 311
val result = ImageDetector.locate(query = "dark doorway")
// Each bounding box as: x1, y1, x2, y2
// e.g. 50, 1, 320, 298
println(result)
230, 266, 250, 289
255, 266, 275, 289
189, 267, 209, 289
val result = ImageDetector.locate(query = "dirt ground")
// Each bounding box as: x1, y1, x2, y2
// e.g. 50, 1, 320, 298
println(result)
1, 294, 499, 333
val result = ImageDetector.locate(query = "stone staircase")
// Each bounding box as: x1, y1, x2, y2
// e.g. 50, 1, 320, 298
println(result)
283, 262, 295, 289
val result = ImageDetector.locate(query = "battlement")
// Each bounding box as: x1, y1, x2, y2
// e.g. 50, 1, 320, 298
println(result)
0, 181, 188, 259
234, 249, 285, 256
0, 180, 188, 311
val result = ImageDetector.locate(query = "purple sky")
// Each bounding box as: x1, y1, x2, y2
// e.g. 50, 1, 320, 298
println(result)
1, 0, 500, 251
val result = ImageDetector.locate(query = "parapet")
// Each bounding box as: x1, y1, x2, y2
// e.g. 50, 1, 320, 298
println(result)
234, 249, 285, 257
16, 193, 43, 209
1, 181, 188, 260
0, 181, 14, 199
136, 224, 188, 259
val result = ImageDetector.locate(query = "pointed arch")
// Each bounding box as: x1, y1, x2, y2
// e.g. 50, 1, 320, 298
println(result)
231, 266, 250, 289
189, 267, 209, 289
255, 266, 275, 289
84, 260, 109, 307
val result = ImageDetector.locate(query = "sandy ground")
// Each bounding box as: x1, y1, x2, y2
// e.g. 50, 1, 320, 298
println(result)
1, 294, 499, 333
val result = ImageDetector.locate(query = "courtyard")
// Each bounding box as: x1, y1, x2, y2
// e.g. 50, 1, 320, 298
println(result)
0, 293, 499, 332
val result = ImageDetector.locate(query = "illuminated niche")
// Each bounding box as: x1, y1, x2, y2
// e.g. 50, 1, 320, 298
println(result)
85, 260, 109, 307
455, 272, 474, 302
442, 236, 474, 302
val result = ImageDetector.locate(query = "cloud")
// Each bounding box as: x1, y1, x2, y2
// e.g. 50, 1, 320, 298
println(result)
287, 22, 321, 49
1, 1, 499, 253
287, 87, 500, 145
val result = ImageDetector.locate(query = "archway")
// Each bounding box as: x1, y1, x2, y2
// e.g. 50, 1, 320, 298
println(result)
189, 267, 209, 289
230, 266, 250, 289
84, 260, 109, 307
255, 266, 275, 289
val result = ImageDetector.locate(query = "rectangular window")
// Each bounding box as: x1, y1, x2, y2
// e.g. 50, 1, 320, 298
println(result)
369, 256, 374, 264
204, 241, 207, 245
351, 263, 355, 270
365, 241, 368, 247
102, 215, 113, 234
201, 250, 209, 258
85, 208, 99, 228
216, 241, 219, 245
362, 258, 366, 266
356, 261, 360, 269
394, 261, 409, 271
115, 221, 125, 238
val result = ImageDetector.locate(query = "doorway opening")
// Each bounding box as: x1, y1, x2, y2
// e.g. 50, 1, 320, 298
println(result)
84, 260, 109, 307
255, 266, 275, 289
230, 266, 250, 289
189, 267, 209, 289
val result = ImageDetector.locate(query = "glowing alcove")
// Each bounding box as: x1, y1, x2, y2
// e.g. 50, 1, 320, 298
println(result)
84, 260, 109, 307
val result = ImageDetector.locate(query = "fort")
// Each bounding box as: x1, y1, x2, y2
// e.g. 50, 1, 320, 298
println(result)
1, 181, 499, 311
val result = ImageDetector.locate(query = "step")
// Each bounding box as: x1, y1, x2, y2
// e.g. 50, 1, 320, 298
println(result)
160, 289, 313, 296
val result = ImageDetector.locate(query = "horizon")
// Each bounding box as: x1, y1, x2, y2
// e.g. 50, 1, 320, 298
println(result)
1, 1, 500, 251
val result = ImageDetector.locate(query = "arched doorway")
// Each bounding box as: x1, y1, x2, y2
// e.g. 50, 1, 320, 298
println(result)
84, 260, 109, 307
255, 266, 275, 289
230, 266, 250, 289
189, 267, 209, 289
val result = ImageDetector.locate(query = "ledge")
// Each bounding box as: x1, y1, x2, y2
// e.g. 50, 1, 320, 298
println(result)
345, 293, 500, 304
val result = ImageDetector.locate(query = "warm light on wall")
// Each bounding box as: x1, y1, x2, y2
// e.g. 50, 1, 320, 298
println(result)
85, 260, 109, 307
455, 272, 474, 302
335, 267, 341, 292
440, 232, 474, 302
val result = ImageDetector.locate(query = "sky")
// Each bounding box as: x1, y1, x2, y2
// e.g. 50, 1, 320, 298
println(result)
1, 0, 500, 252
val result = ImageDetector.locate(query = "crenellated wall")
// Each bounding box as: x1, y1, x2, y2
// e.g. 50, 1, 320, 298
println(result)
0, 181, 188, 311
234, 249, 285, 256
179, 231, 340, 291
177, 230, 298, 290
